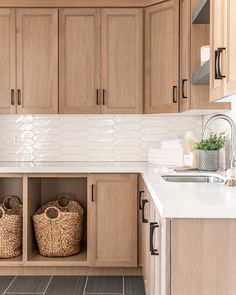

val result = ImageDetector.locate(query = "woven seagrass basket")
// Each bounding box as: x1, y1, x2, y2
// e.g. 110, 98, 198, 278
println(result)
32, 194, 84, 257
0, 196, 23, 259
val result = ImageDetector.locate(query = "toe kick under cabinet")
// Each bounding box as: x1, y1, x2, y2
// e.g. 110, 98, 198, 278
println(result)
138, 175, 236, 295
0, 173, 139, 276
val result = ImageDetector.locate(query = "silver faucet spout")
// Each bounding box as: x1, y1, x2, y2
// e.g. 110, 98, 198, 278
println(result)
203, 114, 236, 168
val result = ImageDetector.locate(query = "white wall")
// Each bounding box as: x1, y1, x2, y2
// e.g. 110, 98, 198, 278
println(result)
0, 115, 202, 162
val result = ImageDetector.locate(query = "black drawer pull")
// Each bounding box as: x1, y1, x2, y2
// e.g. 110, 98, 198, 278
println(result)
182, 79, 188, 99
91, 184, 95, 202
11, 89, 15, 105
138, 191, 144, 210
17, 89, 21, 105
96, 89, 100, 105
215, 47, 226, 80
141, 199, 148, 223
173, 85, 178, 103
150, 222, 160, 256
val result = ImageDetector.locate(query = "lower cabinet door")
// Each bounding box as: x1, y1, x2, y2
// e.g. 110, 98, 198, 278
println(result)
88, 174, 137, 267
149, 199, 161, 295
142, 192, 150, 295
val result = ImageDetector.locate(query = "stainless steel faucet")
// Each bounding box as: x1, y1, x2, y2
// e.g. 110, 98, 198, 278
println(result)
203, 114, 236, 168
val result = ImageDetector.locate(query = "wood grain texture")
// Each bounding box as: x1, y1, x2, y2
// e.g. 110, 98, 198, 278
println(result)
142, 188, 150, 295
191, 0, 230, 110
16, 9, 58, 114
209, 0, 226, 101
138, 175, 145, 267
179, 0, 191, 112
171, 219, 236, 295
89, 174, 138, 267
59, 8, 101, 114
144, 0, 179, 114
101, 9, 143, 114
0, 0, 155, 8
0, 9, 16, 114
0, 266, 142, 276
225, 0, 236, 97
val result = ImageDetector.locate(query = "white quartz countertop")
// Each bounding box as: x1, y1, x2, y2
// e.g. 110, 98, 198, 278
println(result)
0, 161, 235, 219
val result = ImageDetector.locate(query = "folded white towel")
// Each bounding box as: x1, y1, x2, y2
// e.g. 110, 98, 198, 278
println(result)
148, 147, 184, 166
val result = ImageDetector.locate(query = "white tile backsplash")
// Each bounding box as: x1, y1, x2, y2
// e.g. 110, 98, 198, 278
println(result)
0, 115, 203, 162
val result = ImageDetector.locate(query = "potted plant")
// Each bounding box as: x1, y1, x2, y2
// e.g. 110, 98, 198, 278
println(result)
195, 132, 228, 171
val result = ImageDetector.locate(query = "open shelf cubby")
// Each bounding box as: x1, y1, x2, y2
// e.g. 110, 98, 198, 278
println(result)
26, 175, 88, 266
0, 176, 23, 266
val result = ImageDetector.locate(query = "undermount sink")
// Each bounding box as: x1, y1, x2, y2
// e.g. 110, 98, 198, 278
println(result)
161, 174, 225, 183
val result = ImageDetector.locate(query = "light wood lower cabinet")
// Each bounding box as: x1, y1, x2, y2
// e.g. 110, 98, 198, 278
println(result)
140, 174, 236, 295
139, 176, 170, 295
89, 174, 138, 267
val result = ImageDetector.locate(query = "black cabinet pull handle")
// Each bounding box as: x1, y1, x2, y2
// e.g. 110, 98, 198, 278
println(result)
11, 89, 15, 105
138, 191, 144, 210
102, 89, 105, 105
181, 79, 188, 99
173, 85, 178, 103
215, 47, 226, 79
91, 184, 95, 202
141, 199, 148, 223
17, 89, 21, 105
150, 222, 160, 256
96, 89, 100, 105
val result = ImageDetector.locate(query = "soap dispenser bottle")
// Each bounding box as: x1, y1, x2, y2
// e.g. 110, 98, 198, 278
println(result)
183, 131, 198, 169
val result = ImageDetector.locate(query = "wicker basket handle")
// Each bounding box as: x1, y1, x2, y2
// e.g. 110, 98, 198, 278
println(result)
0, 207, 5, 220
57, 194, 71, 208
44, 206, 61, 221
2, 196, 21, 211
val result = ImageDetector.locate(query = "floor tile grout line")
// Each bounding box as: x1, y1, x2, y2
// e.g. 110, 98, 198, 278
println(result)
123, 276, 125, 295
82, 276, 88, 295
2, 276, 17, 295
6, 293, 43, 295
42, 275, 53, 295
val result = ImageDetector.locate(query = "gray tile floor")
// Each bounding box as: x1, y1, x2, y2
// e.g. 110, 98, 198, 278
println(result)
0, 276, 145, 295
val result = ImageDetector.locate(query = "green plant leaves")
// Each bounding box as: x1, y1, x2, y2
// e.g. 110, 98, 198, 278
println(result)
195, 132, 228, 151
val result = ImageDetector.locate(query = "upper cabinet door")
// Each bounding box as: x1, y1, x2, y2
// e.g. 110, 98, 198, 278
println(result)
101, 9, 143, 114
0, 9, 16, 114
210, 0, 226, 101
16, 9, 58, 114
225, 0, 236, 97
179, 0, 191, 112
145, 0, 179, 114
59, 9, 101, 114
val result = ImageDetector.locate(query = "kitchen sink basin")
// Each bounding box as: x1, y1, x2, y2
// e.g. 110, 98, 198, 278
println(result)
161, 175, 225, 183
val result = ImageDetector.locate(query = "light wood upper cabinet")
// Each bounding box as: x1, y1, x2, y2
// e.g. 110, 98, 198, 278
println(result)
224, 0, 236, 97
144, 0, 179, 114
16, 9, 58, 114
210, 0, 226, 101
88, 174, 137, 267
179, 0, 191, 112
101, 9, 143, 114
0, 9, 16, 114
210, 0, 236, 101
59, 9, 101, 114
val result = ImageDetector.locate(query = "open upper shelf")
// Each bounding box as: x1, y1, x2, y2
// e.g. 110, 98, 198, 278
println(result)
191, 60, 209, 85
192, 0, 210, 24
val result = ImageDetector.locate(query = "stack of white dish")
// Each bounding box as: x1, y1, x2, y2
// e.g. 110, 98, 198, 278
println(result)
148, 139, 184, 166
